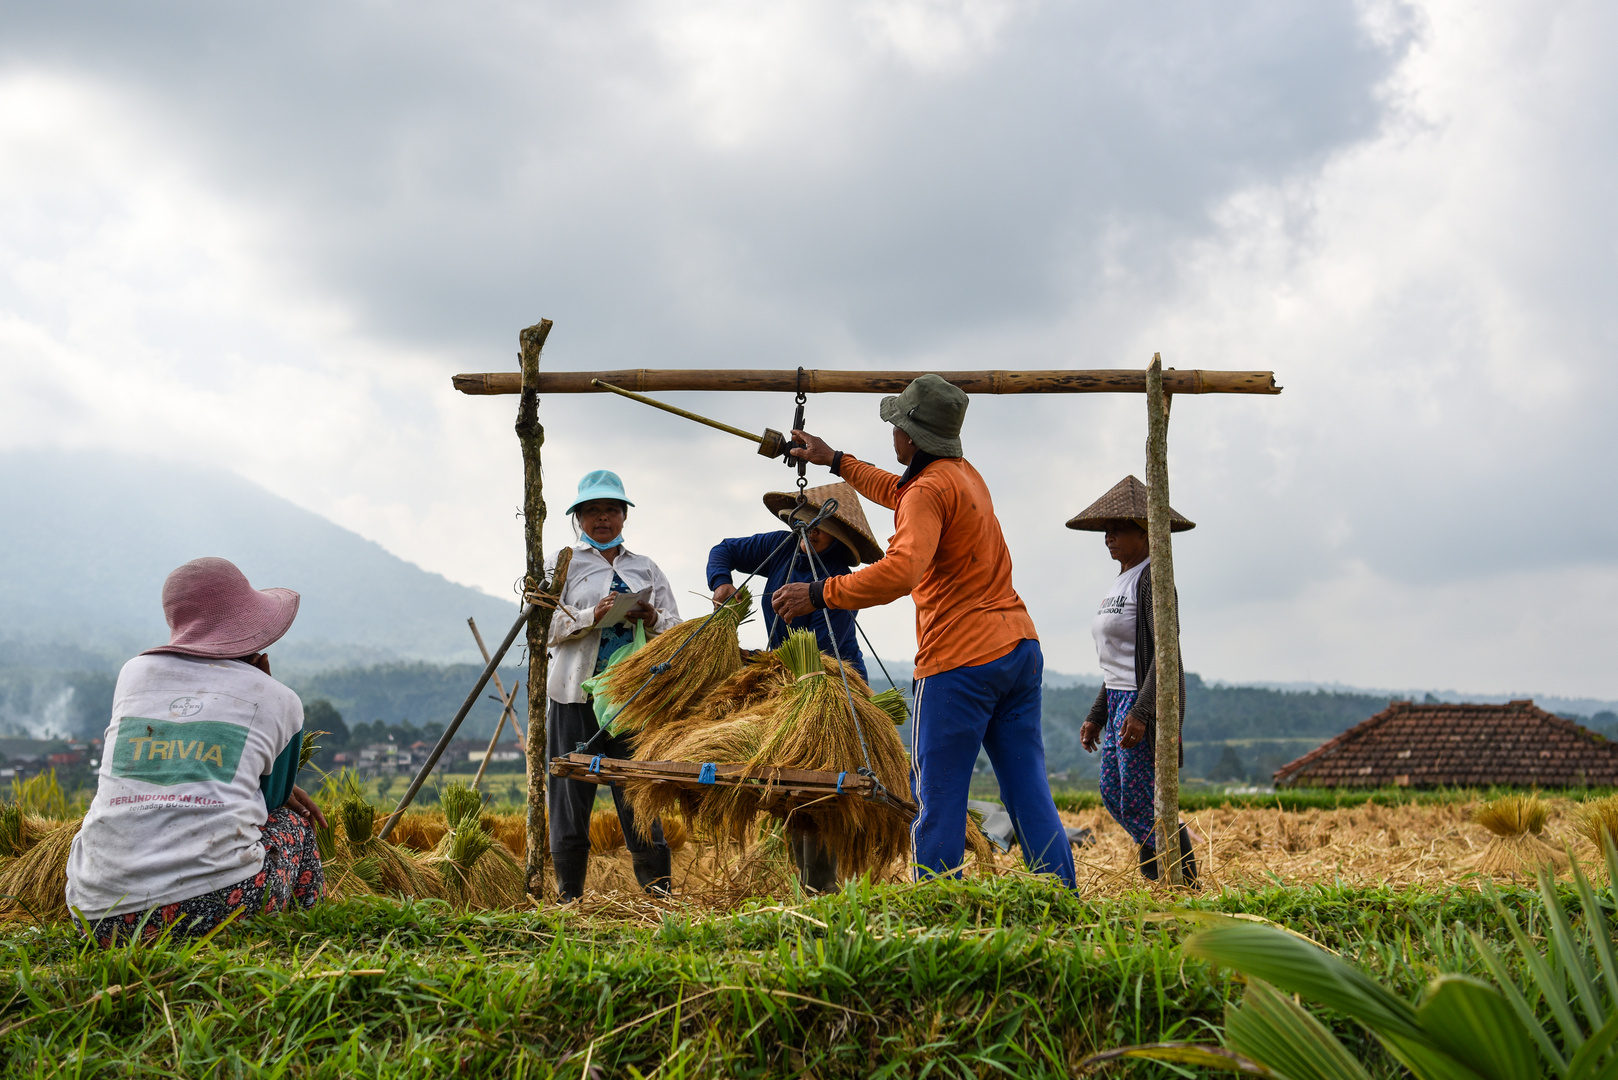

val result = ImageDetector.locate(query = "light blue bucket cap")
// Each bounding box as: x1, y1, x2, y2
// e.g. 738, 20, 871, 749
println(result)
565, 469, 635, 514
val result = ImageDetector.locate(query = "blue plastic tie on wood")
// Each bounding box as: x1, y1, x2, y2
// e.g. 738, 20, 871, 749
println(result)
698, 762, 717, 784
589, 755, 603, 774
836, 771, 847, 793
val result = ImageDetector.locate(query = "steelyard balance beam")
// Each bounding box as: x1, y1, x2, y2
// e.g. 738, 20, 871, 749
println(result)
454, 368, 1280, 396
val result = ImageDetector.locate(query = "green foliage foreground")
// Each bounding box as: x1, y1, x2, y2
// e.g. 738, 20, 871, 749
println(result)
0, 877, 1566, 1079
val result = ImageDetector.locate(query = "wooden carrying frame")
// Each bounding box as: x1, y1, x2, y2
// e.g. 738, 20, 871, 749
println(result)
465, 318, 1281, 892
549, 752, 919, 820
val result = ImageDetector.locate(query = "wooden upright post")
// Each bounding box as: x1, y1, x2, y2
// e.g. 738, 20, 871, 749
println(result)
517, 318, 557, 898
1145, 354, 1186, 886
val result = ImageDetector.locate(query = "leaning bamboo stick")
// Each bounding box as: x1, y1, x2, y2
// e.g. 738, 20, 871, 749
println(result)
1145, 355, 1185, 887
453, 368, 1281, 396
468, 615, 521, 793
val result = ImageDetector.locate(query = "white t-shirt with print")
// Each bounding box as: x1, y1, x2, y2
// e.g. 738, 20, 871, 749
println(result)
1093, 559, 1148, 691
65, 654, 303, 919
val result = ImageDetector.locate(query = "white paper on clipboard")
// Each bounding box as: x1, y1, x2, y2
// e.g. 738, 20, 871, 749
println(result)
594, 585, 653, 629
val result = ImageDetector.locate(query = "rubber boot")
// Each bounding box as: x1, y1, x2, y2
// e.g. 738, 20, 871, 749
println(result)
789, 830, 840, 894
1137, 841, 1160, 881
1176, 823, 1199, 888
632, 847, 672, 896
553, 850, 589, 902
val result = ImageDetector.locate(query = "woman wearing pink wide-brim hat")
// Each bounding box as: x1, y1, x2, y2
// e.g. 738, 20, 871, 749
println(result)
65, 557, 330, 944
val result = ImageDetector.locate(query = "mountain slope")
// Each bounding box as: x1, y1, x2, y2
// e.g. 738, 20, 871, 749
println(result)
0, 449, 519, 668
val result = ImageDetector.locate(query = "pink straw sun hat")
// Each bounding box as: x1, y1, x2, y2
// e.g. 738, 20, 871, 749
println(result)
142, 557, 300, 659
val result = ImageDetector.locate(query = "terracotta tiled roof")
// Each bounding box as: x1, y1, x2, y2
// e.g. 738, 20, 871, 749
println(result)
1272, 700, 1618, 788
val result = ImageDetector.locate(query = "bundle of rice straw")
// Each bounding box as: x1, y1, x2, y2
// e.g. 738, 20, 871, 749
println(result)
1577, 795, 1618, 865
600, 586, 753, 737
739, 630, 912, 878
623, 713, 773, 845
427, 782, 526, 908
1, 803, 50, 858
1470, 794, 1567, 876
327, 778, 437, 899
0, 819, 81, 921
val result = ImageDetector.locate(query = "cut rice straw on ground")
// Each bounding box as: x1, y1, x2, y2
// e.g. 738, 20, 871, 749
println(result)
601, 587, 752, 737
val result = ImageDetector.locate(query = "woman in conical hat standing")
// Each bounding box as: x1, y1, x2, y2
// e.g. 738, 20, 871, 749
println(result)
707, 481, 884, 891
1068, 476, 1198, 884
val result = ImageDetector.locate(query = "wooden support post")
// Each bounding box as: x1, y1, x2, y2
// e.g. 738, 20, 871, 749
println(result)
1145, 354, 1186, 886
517, 317, 558, 899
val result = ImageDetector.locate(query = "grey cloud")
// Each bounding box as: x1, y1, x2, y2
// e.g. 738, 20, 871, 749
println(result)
1, 0, 1408, 360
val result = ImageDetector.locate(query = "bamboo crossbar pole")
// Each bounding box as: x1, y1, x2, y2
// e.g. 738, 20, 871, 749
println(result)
454, 368, 1280, 396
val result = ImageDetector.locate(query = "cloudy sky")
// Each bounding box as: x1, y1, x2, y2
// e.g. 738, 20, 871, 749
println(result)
2, 0, 1614, 697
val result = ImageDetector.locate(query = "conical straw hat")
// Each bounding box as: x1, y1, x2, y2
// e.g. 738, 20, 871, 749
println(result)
1065, 475, 1195, 532
763, 481, 885, 565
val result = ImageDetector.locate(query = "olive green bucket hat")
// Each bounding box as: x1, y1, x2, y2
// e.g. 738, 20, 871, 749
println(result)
878, 374, 967, 458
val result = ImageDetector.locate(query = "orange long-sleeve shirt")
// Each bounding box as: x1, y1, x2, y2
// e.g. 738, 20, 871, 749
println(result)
821, 454, 1037, 679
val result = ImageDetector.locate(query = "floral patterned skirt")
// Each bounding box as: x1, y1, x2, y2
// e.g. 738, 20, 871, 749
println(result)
86, 805, 324, 946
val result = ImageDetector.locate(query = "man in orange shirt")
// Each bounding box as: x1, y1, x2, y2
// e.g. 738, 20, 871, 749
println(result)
773, 375, 1076, 887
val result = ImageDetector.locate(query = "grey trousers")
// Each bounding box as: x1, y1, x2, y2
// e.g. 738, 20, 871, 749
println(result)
787, 823, 839, 893
547, 699, 667, 856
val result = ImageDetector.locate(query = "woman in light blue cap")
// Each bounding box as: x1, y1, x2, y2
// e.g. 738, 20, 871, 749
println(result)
544, 470, 681, 900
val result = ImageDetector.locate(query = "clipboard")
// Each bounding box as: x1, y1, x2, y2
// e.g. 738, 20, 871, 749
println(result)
593, 585, 653, 629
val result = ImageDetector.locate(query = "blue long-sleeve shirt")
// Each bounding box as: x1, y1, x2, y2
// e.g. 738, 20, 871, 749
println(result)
706, 530, 867, 681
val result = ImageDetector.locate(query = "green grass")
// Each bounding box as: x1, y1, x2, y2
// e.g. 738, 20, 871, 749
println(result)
0, 877, 1558, 1078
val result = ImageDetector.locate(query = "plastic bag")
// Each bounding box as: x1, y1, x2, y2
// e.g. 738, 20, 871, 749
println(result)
581, 618, 648, 730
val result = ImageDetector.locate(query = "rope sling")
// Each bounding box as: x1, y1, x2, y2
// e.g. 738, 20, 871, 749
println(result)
576, 377, 894, 799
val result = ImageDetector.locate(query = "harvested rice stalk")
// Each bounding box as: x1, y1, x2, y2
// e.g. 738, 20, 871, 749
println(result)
0, 819, 81, 921
1471, 794, 1566, 876
299, 730, 326, 771
601, 586, 752, 736
1577, 796, 1618, 861
330, 779, 435, 898
1, 804, 28, 858
870, 688, 909, 726
621, 715, 770, 844
436, 822, 494, 895
741, 631, 912, 878
441, 782, 484, 831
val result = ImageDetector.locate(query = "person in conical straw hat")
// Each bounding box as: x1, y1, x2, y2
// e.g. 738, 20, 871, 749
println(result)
708, 480, 883, 680
708, 481, 883, 892
772, 374, 1077, 889
1068, 475, 1198, 884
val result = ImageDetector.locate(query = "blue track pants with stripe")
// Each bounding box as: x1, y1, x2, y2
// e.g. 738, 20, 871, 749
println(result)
910, 638, 1077, 887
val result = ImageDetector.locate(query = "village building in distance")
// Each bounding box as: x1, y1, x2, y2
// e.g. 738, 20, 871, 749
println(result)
1272, 700, 1618, 788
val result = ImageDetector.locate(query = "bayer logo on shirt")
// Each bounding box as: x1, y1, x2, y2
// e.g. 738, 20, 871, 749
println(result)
169, 697, 204, 717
